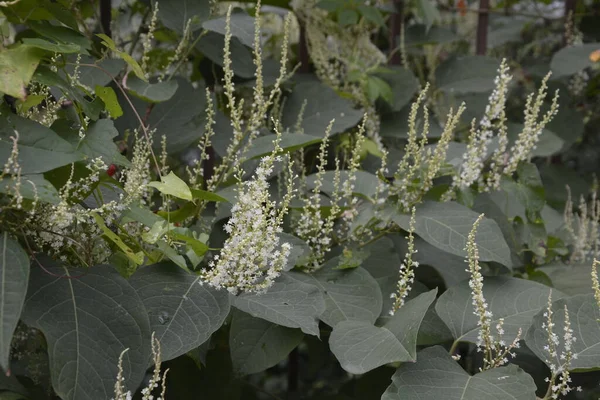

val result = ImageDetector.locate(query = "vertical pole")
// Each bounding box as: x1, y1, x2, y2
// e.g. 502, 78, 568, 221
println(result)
389, 0, 405, 65
287, 347, 299, 399
476, 0, 489, 55
100, 0, 112, 38
298, 24, 310, 73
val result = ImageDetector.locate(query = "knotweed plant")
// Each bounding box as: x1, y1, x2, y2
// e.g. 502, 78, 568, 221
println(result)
564, 185, 600, 263
541, 293, 581, 399
466, 214, 521, 370
200, 128, 295, 295
390, 207, 418, 315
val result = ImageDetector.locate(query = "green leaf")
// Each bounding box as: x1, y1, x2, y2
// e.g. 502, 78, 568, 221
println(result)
394, 201, 513, 268
147, 79, 205, 153
0, 113, 82, 174
281, 79, 364, 136
0, 174, 60, 204
190, 189, 228, 203
550, 43, 600, 78
148, 171, 193, 201
21, 262, 151, 400
415, 0, 440, 30
94, 86, 123, 119
196, 32, 255, 78
20, 37, 80, 53
361, 237, 401, 313
229, 309, 303, 375
507, 122, 564, 157
92, 213, 145, 265
279, 233, 311, 271
436, 276, 563, 344
69, 56, 125, 88
0, 233, 29, 372
329, 290, 436, 374
129, 262, 230, 361
538, 263, 593, 296
435, 56, 500, 94
526, 293, 600, 371
233, 272, 326, 337
382, 346, 537, 400
366, 75, 392, 104
375, 66, 419, 112
292, 258, 383, 327
243, 133, 322, 160
126, 76, 178, 103
97, 34, 146, 81
75, 119, 129, 166
337, 9, 358, 26
316, 0, 345, 11
202, 12, 255, 48
357, 5, 385, 26
158, 0, 210, 33
29, 21, 91, 53
0, 45, 44, 100
306, 170, 384, 200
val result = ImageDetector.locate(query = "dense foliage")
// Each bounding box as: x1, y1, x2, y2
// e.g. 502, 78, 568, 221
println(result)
0, 0, 600, 399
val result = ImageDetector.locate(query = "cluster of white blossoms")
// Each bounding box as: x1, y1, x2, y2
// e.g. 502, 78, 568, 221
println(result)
390, 207, 418, 315
564, 185, 600, 263
201, 132, 295, 294
541, 293, 581, 398
466, 214, 521, 370
448, 59, 560, 198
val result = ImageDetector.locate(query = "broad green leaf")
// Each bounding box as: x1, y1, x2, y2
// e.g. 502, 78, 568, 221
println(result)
202, 12, 255, 47
147, 79, 205, 153
129, 262, 230, 361
394, 201, 512, 268
435, 56, 500, 94
33, 66, 104, 120
97, 34, 146, 81
233, 272, 326, 337
0, 113, 82, 174
243, 133, 322, 160
357, 5, 385, 26
413, 236, 470, 288
330, 290, 436, 374
190, 189, 228, 203
361, 237, 401, 313
126, 76, 178, 103
539, 263, 593, 296
70, 57, 125, 88
0, 233, 29, 371
0, 45, 44, 100
405, 24, 458, 46
366, 75, 392, 104
382, 346, 537, 400
550, 43, 600, 78
380, 103, 444, 139
196, 32, 255, 78
436, 276, 563, 344
292, 258, 383, 327
21, 262, 151, 400
29, 21, 91, 53
281, 79, 364, 137
158, 0, 210, 33
94, 86, 123, 118
20, 38, 80, 53
526, 293, 600, 371
278, 233, 311, 271
148, 171, 193, 201
0, 174, 60, 204
415, 0, 440, 30
337, 8, 359, 26
75, 119, 129, 166
92, 213, 145, 265
376, 66, 419, 112
229, 309, 303, 375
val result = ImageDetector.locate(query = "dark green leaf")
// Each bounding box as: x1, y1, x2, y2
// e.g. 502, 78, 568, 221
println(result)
329, 290, 436, 374
550, 43, 600, 78
382, 346, 537, 399
0, 233, 29, 371
21, 262, 151, 400
233, 272, 326, 336
229, 309, 303, 375
337, 9, 359, 26
435, 56, 500, 94
243, 133, 322, 160
158, 0, 211, 33
126, 76, 178, 103
202, 12, 255, 47
129, 262, 230, 361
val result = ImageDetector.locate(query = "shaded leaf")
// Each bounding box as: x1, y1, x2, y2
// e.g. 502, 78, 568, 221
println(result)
229, 309, 303, 375
330, 290, 436, 374
129, 262, 230, 361
0, 174, 60, 204
382, 346, 537, 400
243, 133, 322, 160
436, 276, 563, 344
0, 233, 29, 371
233, 272, 326, 336
126, 76, 178, 103
0, 45, 44, 100
158, 0, 211, 33
435, 56, 500, 94
202, 12, 255, 47
21, 262, 151, 400
550, 43, 600, 78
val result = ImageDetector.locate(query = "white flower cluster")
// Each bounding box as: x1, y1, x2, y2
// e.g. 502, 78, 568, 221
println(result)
542, 293, 582, 398
1, 129, 22, 209
466, 214, 521, 370
201, 137, 294, 294
564, 185, 600, 263
390, 207, 419, 315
